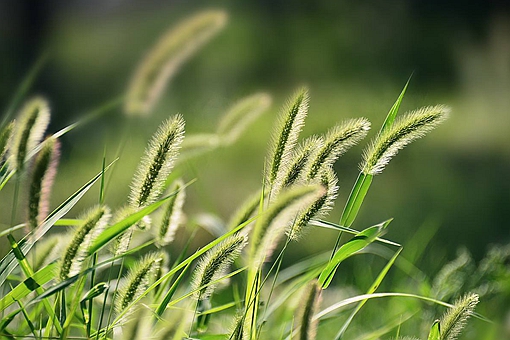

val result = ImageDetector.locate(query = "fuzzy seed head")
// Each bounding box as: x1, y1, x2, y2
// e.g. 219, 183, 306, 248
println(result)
125, 10, 228, 116
361, 105, 450, 175
110, 205, 137, 256
217, 93, 272, 145
129, 115, 185, 209
439, 293, 479, 340
298, 280, 322, 340
157, 179, 186, 246
280, 135, 324, 191
252, 184, 326, 267
0, 121, 15, 161
191, 234, 247, 300
59, 206, 111, 280
10, 97, 50, 172
116, 252, 164, 313
267, 88, 309, 195
28, 138, 60, 230
289, 168, 338, 240
307, 118, 370, 179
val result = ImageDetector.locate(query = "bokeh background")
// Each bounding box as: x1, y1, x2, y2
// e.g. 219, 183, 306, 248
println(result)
1, 0, 510, 336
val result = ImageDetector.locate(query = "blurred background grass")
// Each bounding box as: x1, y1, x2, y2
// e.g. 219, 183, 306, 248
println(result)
1, 0, 509, 289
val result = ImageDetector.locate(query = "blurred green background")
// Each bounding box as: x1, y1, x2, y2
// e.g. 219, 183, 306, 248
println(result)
1, 0, 509, 289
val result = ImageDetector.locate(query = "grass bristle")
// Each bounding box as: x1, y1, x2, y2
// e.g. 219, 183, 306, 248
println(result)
298, 280, 321, 340
59, 206, 111, 280
361, 105, 449, 175
116, 252, 164, 313
157, 179, 186, 246
129, 115, 185, 209
289, 168, 338, 240
9, 97, 50, 172
27, 138, 60, 230
267, 88, 309, 198
0, 121, 15, 162
307, 118, 371, 179
439, 293, 479, 340
191, 234, 247, 300
217, 93, 272, 145
280, 135, 323, 190
125, 10, 228, 116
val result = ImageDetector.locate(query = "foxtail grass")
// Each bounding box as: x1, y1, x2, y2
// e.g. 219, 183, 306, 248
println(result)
280, 135, 323, 189
125, 10, 228, 115
115, 252, 164, 314
298, 280, 321, 340
59, 206, 111, 280
439, 293, 479, 340
157, 179, 186, 246
27, 138, 60, 230
9, 97, 50, 172
306, 118, 370, 179
0, 121, 14, 161
191, 234, 247, 300
267, 88, 309, 197
361, 105, 449, 175
129, 115, 185, 211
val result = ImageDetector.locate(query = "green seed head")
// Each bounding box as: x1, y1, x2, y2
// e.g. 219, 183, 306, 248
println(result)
10, 97, 50, 172
125, 10, 228, 116
59, 206, 111, 281
129, 115, 185, 209
0, 121, 15, 162
361, 105, 450, 175
439, 293, 479, 340
191, 234, 247, 300
267, 87, 309, 197
28, 138, 60, 230
157, 179, 186, 246
306, 118, 370, 179
298, 280, 321, 340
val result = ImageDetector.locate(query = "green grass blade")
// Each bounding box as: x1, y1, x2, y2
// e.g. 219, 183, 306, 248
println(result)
0, 263, 57, 312
310, 220, 401, 247
319, 219, 391, 289
428, 320, 440, 340
109, 216, 256, 328
334, 247, 403, 339
378, 77, 410, 136
198, 301, 237, 316
0, 160, 117, 287
155, 262, 192, 317
339, 173, 373, 228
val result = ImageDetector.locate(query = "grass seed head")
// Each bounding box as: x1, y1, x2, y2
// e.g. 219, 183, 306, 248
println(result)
59, 205, 111, 280
280, 135, 323, 190
289, 168, 338, 240
116, 251, 164, 313
129, 115, 185, 209
361, 105, 450, 175
157, 179, 186, 246
307, 118, 370, 179
27, 138, 60, 230
217, 92, 272, 145
267, 87, 309, 197
125, 10, 228, 116
0, 121, 15, 162
10, 97, 50, 172
191, 234, 247, 300
298, 279, 322, 340
439, 293, 479, 340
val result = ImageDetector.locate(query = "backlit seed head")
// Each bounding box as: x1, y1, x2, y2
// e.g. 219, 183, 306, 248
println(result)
361, 105, 449, 175
10, 97, 50, 172
157, 179, 186, 246
129, 115, 185, 208
439, 293, 479, 340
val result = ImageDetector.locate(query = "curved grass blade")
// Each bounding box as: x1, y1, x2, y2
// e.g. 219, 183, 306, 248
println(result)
0, 263, 57, 312
319, 219, 392, 289
334, 247, 403, 339
87, 180, 195, 255
155, 261, 192, 317
0, 160, 117, 287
